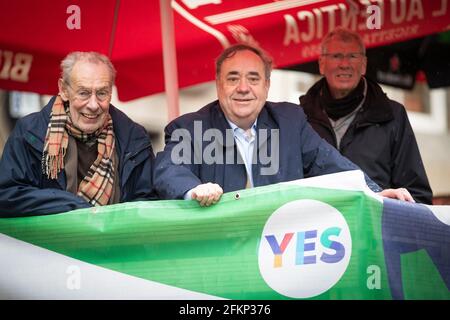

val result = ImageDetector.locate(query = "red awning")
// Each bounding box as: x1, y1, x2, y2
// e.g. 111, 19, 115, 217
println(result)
0, 0, 448, 101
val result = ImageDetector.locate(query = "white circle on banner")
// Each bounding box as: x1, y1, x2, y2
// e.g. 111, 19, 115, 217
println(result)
258, 199, 352, 298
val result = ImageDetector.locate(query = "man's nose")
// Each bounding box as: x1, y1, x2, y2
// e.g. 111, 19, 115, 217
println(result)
237, 78, 250, 92
338, 56, 352, 67
86, 93, 100, 110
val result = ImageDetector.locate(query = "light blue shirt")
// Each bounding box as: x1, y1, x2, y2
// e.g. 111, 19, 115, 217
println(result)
184, 119, 257, 200
227, 119, 257, 188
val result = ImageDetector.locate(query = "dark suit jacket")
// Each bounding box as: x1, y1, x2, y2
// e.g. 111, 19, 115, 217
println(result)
154, 100, 380, 199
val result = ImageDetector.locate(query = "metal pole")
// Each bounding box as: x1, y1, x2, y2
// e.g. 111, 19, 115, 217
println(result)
160, 0, 180, 121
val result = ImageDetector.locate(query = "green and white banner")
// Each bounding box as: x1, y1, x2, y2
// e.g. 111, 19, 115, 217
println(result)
0, 171, 449, 299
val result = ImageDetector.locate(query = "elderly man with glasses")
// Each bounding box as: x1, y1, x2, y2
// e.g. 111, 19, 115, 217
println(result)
0, 52, 156, 217
300, 27, 432, 204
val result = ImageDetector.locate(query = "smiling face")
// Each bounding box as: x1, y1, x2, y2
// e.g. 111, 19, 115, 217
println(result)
59, 61, 113, 134
319, 38, 367, 99
216, 49, 270, 130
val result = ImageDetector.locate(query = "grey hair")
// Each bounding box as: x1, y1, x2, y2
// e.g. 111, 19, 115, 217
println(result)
215, 43, 273, 80
321, 27, 366, 55
60, 51, 116, 85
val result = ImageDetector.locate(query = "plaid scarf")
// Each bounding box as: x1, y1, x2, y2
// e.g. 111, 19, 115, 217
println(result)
42, 96, 115, 206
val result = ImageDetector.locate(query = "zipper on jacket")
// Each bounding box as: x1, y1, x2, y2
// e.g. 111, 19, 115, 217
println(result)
123, 143, 152, 162
120, 143, 152, 192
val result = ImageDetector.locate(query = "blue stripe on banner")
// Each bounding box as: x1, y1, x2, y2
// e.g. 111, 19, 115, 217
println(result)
382, 199, 450, 299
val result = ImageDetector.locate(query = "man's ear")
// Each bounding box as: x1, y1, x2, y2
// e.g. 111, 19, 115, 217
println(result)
58, 78, 69, 101
319, 56, 325, 75
361, 56, 367, 76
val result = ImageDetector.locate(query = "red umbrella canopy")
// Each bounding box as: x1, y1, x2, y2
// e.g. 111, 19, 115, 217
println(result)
0, 0, 163, 101
0, 0, 449, 101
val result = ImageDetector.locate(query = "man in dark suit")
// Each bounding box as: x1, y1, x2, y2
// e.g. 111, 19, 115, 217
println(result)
154, 44, 414, 206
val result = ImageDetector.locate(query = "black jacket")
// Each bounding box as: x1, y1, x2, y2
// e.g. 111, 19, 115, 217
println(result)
300, 77, 433, 204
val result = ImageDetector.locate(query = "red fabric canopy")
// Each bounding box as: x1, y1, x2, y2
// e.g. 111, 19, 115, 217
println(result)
0, 0, 448, 101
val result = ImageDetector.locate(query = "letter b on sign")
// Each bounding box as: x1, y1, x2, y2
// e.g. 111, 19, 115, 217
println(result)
0, 51, 33, 82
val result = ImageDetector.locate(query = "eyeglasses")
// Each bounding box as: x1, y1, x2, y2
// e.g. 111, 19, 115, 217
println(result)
321, 52, 365, 62
225, 75, 262, 86
64, 81, 112, 102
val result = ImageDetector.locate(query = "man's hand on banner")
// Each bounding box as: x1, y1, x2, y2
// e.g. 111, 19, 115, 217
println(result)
378, 188, 415, 202
191, 183, 224, 207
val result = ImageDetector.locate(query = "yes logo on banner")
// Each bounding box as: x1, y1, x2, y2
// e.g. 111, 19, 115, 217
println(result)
258, 200, 352, 298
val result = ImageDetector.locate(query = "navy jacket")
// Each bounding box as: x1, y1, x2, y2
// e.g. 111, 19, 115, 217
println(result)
300, 77, 433, 204
154, 100, 381, 199
0, 97, 156, 217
